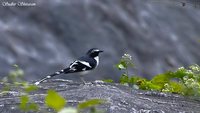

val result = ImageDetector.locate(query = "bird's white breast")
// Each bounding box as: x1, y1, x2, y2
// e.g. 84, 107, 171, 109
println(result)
94, 56, 99, 68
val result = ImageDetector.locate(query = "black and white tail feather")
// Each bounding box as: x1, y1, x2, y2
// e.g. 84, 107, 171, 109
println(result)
34, 48, 103, 85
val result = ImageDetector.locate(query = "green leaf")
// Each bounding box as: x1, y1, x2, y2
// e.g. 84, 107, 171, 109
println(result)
151, 73, 170, 87
78, 99, 105, 110
24, 85, 38, 93
137, 79, 149, 90
120, 61, 128, 69
19, 95, 39, 111
45, 90, 66, 112
119, 74, 129, 84
169, 81, 185, 94
19, 95, 29, 111
147, 82, 162, 90
9, 68, 24, 78
8, 65, 25, 83
28, 103, 39, 111
173, 67, 187, 78
116, 63, 126, 70
129, 76, 144, 85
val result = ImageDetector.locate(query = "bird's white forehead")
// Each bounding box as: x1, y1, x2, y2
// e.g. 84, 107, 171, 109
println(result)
93, 49, 100, 52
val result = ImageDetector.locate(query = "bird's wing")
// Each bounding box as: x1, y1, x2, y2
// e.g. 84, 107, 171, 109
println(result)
67, 56, 96, 73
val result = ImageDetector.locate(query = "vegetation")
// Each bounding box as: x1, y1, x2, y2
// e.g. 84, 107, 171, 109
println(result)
45, 89, 105, 113
115, 54, 200, 96
1, 65, 39, 111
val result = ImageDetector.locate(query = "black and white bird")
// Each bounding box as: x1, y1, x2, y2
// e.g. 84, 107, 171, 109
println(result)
34, 48, 103, 85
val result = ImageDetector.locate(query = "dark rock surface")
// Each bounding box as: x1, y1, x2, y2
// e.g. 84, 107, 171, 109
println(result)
0, 0, 200, 81
0, 79, 200, 113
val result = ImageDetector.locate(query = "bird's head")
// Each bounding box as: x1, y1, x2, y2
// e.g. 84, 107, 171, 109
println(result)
86, 48, 103, 58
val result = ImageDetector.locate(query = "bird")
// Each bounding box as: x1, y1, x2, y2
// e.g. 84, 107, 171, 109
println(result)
34, 48, 103, 85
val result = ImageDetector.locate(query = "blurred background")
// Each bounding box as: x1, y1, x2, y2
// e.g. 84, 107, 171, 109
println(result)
0, 0, 200, 82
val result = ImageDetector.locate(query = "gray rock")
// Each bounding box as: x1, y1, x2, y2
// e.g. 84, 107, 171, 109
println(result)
0, 79, 200, 113
0, 0, 200, 81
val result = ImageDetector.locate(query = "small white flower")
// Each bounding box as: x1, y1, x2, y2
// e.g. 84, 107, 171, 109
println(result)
122, 53, 132, 61
189, 64, 200, 72
185, 70, 193, 75
178, 67, 185, 70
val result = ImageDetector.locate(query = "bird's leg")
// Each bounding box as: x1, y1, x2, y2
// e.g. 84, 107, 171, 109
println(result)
80, 75, 86, 84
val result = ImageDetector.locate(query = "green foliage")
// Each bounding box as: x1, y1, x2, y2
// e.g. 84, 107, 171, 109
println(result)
162, 81, 185, 94
19, 95, 29, 110
24, 84, 38, 93
168, 65, 200, 96
129, 76, 145, 85
44, 89, 106, 113
1, 65, 25, 92
53, 98, 105, 113
119, 74, 129, 84
150, 73, 171, 90
2, 64, 25, 84
78, 99, 105, 110
129, 65, 200, 96
19, 95, 38, 111
116, 54, 200, 96
0, 64, 39, 112
115, 53, 136, 85
45, 90, 66, 112
78, 99, 105, 113
116, 54, 134, 75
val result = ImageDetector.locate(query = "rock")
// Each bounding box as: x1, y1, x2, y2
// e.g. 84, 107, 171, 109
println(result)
0, 79, 200, 113
0, 0, 200, 81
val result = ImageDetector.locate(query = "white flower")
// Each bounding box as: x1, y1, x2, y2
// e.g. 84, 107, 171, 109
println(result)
178, 67, 185, 70
122, 53, 132, 61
